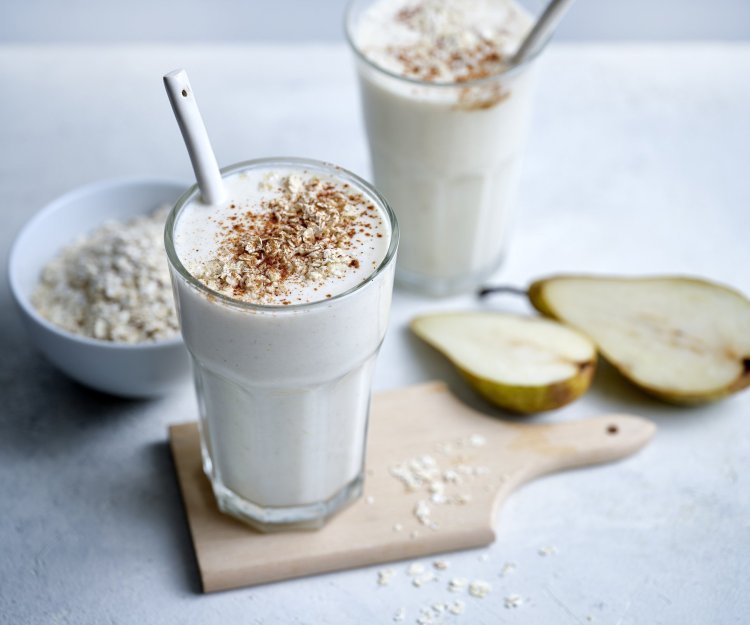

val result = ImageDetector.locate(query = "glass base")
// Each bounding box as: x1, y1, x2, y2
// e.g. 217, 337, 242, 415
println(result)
395, 253, 506, 297
208, 473, 364, 533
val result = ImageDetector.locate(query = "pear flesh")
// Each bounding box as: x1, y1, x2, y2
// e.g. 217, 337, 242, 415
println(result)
411, 312, 597, 414
528, 275, 750, 404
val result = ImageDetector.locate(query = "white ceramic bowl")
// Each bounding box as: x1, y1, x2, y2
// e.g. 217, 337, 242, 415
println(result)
8, 177, 192, 398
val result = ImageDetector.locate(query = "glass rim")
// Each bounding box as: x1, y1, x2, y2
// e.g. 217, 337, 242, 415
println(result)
164, 157, 399, 314
343, 0, 547, 88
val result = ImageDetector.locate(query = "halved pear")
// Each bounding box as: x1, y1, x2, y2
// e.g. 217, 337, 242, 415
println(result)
411, 312, 597, 414
528, 275, 750, 404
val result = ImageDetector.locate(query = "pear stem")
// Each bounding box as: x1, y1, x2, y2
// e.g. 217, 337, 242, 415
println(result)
478, 285, 529, 298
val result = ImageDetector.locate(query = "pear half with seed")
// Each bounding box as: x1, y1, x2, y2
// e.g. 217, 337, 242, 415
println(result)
528, 275, 750, 404
411, 312, 597, 414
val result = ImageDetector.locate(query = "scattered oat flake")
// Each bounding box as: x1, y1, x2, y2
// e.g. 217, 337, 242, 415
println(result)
448, 577, 468, 593
431, 603, 446, 615
429, 481, 445, 494
469, 434, 487, 447
387, 443, 496, 534
501, 562, 516, 576
393, 523, 404, 532
443, 469, 459, 483
412, 572, 435, 587
504, 594, 523, 609
538, 546, 558, 556
390, 464, 421, 491
407, 563, 426, 576
365, 495, 375, 505
448, 600, 465, 615
377, 568, 396, 586
469, 580, 492, 598
414, 500, 432, 525
433, 559, 449, 570
392, 607, 405, 622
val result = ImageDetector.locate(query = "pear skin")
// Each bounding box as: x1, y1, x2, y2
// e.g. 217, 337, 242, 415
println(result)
461, 361, 596, 414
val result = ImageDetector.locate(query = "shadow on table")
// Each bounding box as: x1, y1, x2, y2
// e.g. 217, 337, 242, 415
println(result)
0, 303, 202, 593
141, 440, 203, 594
0, 306, 147, 458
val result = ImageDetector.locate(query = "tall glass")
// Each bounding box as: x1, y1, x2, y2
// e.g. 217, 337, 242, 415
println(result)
346, 0, 543, 296
165, 158, 398, 531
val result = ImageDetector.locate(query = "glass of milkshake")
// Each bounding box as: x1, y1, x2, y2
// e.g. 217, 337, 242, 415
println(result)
346, 0, 542, 296
165, 157, 398, 531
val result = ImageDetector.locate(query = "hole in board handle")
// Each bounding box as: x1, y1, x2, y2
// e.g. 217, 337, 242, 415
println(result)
181, 89, 188, 97
606, 424, 619, 435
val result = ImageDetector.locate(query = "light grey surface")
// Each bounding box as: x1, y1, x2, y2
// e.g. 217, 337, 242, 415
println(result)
1, 43, 749, 624
2, 0, 750, 43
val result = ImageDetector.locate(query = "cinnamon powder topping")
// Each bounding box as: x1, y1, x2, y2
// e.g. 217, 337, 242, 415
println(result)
194, 174, 380, 303
357, 0, 531, 84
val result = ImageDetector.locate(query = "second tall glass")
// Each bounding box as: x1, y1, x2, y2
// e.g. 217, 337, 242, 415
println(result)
346, 0, 543, 296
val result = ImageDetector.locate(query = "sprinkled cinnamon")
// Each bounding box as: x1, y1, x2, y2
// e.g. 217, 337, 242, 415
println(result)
357, 0, 531, 84
194, 174, 380, 303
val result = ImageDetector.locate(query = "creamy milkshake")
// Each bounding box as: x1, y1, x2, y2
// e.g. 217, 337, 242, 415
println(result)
346, 0, 539, 295
165, 158, 397, 530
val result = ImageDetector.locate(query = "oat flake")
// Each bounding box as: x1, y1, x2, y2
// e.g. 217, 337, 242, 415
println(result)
448, 600, 465, 615
504, 594, 523, 608
468, 579, 491, 598
32, 206, 179, 343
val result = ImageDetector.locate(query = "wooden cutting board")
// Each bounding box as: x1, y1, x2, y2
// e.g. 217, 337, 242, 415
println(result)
169, 381, 655, 592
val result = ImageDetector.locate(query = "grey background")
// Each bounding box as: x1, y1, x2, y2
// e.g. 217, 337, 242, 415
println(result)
1, 0, 749, 43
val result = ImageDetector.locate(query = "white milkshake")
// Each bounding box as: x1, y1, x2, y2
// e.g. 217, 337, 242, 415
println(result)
165, 158, 397, 530
346, 0, 539, 295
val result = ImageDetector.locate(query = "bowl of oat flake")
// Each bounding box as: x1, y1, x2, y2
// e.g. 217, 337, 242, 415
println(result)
8, 177, 192, 397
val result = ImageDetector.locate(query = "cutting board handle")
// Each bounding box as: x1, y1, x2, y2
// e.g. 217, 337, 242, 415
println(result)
505, 413, 656, 481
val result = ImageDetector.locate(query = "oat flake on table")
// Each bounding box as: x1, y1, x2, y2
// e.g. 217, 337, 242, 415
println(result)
32, 206, 179, 343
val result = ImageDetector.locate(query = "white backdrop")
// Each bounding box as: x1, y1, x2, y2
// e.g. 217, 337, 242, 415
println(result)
1, 0, 749, 42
